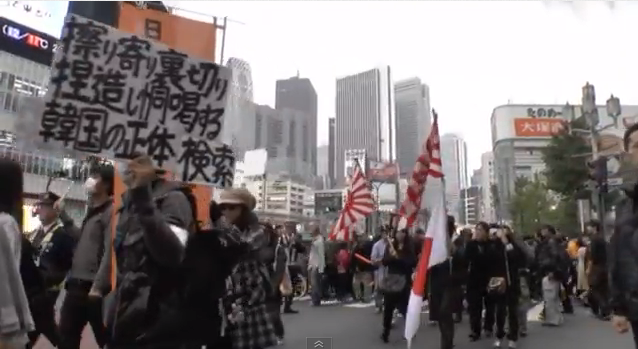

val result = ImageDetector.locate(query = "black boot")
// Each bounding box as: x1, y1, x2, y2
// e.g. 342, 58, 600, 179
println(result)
381, 329, 389, 343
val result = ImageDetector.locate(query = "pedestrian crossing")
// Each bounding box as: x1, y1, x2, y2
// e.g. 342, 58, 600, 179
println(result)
296, 295, 556, 321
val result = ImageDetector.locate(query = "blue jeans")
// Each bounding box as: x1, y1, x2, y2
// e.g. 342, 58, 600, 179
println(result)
310, 268, 322, 305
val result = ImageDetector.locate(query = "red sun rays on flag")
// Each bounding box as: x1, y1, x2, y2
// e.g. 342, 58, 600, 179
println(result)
329, 161, 375, 241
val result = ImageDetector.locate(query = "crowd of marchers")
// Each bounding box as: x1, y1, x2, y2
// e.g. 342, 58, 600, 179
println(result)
3, 124, 638, 349
0, 152, 312, 349
312, 217, 589, 349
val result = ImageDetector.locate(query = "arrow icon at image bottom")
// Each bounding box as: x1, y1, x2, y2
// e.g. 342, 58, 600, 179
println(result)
314, 341, 324, 348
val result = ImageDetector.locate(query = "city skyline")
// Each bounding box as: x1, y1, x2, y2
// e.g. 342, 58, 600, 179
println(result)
8, 1, 638, 174
334, 66, 395, 187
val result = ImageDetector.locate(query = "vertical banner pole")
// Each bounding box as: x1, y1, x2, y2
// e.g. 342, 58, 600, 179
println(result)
219, 16, 228, 65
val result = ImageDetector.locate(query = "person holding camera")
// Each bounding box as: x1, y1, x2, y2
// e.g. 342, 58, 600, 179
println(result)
488, 226, 525, 349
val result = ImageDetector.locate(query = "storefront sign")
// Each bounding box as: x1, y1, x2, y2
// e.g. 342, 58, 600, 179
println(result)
514, 118, 566, 137
0, 17, 57, 66
526, 107, 562, 118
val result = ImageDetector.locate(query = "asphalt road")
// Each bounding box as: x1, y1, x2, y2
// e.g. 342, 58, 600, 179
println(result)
33, 294, 635, 349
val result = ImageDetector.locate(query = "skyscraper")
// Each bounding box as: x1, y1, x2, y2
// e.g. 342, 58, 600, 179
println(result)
224, 57, 255, 159
275, 75, 318, 175
335, 66, 396, 187
394, 77, 431, 176
440, 133, 469, 221
328, 118, 336, 187
480, 152, 496, 222
253, 104, 313, 183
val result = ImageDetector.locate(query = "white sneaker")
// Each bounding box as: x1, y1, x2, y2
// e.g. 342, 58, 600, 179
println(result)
493, 339, 502, 348
508, 340, 517, 348
276, 338, 284, 346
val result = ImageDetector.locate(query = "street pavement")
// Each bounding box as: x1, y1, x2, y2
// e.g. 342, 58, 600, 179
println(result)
33, 294, 634, 348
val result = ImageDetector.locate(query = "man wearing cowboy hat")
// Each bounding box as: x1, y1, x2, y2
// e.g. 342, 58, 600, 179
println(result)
94, 153, 197, 349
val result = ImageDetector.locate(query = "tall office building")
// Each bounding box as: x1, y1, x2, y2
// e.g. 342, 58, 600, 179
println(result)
224, 57, 255, 159
253, 104, 313, 184
275, 75, 318, 175
471, 169, 482, 187
480, 151, 496, 222
394, 78, 431, 176
440, 133, 469, 221
335, 66, 396, 187
328, 118, 336, 188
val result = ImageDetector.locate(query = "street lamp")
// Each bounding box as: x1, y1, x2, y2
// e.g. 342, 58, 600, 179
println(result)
582, 82, 599, 128
562, 102, 575, 121
606, 94, 622, 128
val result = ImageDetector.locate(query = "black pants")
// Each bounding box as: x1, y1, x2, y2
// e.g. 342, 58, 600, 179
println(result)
561, 278, 574, 313
495, 291, 519, 341
436, 287, 457, 349
336, 272, 350, 300
58, 279, 107, 349
631, 320, 638, 348
467, 286, 495, 336
27, 289, 61, 348
382, 288, 409, 333
283, 265, 301, 310
268, 291, 285, 338
589, 282, 610, 317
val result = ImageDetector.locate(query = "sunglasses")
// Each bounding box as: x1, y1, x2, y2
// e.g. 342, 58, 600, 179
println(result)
219, 203, 242, 211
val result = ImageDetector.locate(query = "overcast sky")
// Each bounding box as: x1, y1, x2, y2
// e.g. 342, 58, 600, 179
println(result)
172, 0, 638, 172
11, 1, 638, 172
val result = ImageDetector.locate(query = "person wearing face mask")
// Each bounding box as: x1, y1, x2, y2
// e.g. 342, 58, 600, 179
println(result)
56, 164, 114, 349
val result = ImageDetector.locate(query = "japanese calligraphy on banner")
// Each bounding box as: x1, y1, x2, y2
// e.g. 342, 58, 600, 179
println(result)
513, 118, 566, 137
25, 14, 235, 187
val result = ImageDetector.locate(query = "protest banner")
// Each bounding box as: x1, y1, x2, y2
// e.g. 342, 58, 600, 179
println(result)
23, 13, 235, 187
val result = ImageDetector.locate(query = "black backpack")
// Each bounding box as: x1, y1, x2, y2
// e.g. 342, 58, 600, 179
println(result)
144, 186, 249, 344
159, 184, 247, 302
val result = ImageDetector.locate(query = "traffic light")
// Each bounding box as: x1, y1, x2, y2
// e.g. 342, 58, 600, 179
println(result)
587, 157, 608, 193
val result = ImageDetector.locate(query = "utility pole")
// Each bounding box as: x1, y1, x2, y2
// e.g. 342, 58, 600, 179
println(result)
581, 82, 605, 235
580, 82, 622, 237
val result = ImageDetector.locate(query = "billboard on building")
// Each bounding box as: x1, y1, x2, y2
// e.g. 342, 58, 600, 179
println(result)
1, 1, 68, 37
513, 118, 565, 137
314, 191, 343, 215
344, 148, 367, 179
117, 2, 216, 62
492, 104, 638, 146
368, 161, 398, 183
0, 16, 59, 66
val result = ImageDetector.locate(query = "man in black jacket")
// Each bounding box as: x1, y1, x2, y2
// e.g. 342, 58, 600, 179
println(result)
94, 155, 196, 349
27, 191, 76, 348
609, 123, 638, 347
57, 164, 114, 349
585, 220, 610, 320
465, 221, 496, 341
429, 215, 465, 349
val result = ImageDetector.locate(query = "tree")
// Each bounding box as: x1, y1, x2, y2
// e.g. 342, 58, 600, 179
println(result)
509, 176, 557, 235
542, 118, 591, 198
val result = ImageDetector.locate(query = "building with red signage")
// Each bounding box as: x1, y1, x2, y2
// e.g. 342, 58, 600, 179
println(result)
490, 103, 638, 221
0, 16, 89, 225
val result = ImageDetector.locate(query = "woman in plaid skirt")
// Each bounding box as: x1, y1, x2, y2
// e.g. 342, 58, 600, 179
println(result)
219, 188, 278, 349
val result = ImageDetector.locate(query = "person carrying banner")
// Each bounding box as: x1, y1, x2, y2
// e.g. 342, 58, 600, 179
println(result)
95, 154, 197, 349
57, 163, 114, 349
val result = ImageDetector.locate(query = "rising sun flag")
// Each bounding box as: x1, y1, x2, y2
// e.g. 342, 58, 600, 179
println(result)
399, 111, 450, 348
329, 159, 375, 241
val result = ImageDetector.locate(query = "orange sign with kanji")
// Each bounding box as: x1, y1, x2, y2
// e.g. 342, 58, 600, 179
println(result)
513, 118, 566, 137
